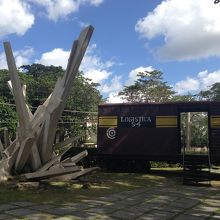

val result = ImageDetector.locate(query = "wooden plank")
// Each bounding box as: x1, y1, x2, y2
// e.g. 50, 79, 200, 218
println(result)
16, 128, 41, 172
39, 145, 76, 171
40, 26, 94, 164
41, 101, 61, 163
24, 166, 83, 180
51, 167, 99, 181
35, 122, 45, 153
38, 154, 60, 171
48, 163, 63, 171
63, 41, 78, 87
26, 106, 33, 120
4, 42, 31, 135
46, 77, 63, 107
29, 143, 42, 171
16, 126, 23, 144
8, 80, 33, 119
31, 90, 52, 129
61, 157, 72, 163
4, 42, 41, 171
7, 80, 13, 94
3, 27, 94, 173
31, 105, 47, 130
60, 26, 94, 102
61, 162, 76, 167
3, 139, 18, 158
39, 112, 51, 163
0, 139, 5, 152
71, 150, 88, 164
15, 136, 35, 171
3, 128, 9, 148
53, 134, 84, 149
0, 159, 11, 182
8, 143, 20, 170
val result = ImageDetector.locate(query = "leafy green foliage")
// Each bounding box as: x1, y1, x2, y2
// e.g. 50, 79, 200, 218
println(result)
180, 112, 208, 148
119, 70, 175, 103
0, 69, 14, 103
0, 97, 17, 137
0, 70, 18, 138
198, 82, 220, 101
21, 64, 64, 107
58, 72, 103, 142
171, 94, 197, 102
0, 64, 103, 141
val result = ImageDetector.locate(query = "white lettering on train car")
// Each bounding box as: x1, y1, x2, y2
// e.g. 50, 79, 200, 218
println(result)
120, 116, 152, 127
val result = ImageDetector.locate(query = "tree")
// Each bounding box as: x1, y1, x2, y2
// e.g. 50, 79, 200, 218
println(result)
198, 82, 220, 101
21, 65, 103, 140
0, 70, 14, 103
119, 70, 175, 103
180, 112, 208, 149
59, 71, 103, 140
0, 97, 17, 137
0, 64, 103, 140
171, 93, 197, 102
0, 70, 18, 138
20, 64, 64, 107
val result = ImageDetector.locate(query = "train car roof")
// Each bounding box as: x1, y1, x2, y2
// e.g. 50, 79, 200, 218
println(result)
98, 101, 220, 107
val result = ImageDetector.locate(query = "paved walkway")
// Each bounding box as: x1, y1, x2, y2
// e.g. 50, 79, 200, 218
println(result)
1, 183, 220, 219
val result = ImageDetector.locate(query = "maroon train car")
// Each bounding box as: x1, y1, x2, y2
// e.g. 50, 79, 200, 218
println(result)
97, 101, 220, 170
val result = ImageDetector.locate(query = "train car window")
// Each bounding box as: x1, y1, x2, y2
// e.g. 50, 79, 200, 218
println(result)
180, 112, 208, 155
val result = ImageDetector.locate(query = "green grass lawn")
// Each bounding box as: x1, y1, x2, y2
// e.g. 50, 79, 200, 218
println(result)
0, 169, 183, 205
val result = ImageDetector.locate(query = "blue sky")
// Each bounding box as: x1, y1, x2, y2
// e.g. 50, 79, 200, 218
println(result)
0, 0, 220, 102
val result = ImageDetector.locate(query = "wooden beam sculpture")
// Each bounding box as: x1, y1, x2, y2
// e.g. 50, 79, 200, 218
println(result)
0, 26, 98, 182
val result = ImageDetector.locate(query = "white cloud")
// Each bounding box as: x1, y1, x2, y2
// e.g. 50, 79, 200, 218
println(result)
84, 69, 111, 83
36, 43, 115, 85
198, 70, 220, 89
0, 47, 34, 69
31, 0, 78, 21
36, 48, 69, 69
174, 69, 220, 94
35, 43, 123, 98
0, 0, 34, 38
175, 78, 200, 95
30, 0, 104, 21
135, 0, 220, 61
0, 0, 104, 38
107, 92, 124, 103
89, 0, 104, 7
80, 44, 114, 84
101, 75, 122, 93
126, 66, 154, 86
105, 66, 155, 103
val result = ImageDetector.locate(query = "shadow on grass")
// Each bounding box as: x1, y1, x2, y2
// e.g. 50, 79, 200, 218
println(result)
0, 169, 184, 204
3, 167, 220, 204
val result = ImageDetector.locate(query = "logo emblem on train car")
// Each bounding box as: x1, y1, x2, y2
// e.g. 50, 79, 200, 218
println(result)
106, 128, 116, 139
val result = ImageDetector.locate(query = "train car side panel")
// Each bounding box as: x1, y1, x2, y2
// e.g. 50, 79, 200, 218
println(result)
97, 103, 180, 160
